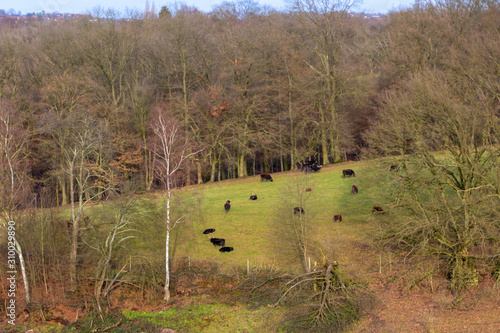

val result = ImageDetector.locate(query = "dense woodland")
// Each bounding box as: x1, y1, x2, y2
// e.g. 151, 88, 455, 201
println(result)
0, 0, 498, 201
0, 0, 499, 330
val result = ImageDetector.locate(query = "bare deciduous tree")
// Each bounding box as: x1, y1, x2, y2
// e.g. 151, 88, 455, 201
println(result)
150, 108, 202, 301
57, 114, 115, 291
291, 0, 359, 164
366, 70, 500, 292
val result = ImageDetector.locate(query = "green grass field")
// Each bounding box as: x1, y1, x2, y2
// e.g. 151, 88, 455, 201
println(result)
167, 159, 396, 276
116, 160, 399, 332
46, 159, 400, 332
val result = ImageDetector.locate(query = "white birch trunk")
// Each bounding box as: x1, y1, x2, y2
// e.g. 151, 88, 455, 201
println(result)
14, 238, 30, 305
164, 141, 171, 302
164, 172, 171, 301
2, 114, 31, 305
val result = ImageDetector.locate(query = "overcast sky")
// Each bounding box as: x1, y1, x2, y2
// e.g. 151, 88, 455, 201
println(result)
1, 0, 415, 15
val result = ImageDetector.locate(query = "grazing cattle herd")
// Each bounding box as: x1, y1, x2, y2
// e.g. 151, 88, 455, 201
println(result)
202, 166, 390, 255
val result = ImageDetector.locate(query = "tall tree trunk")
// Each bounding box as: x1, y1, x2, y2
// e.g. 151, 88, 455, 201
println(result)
56, 181, 60, 206
209, 151, 217, 182
69, 166, 80, 292
181, 47, 192, 186
196, 160, 203, 184
164, 160, 172, 302
238, 151, 248, 178
13, 238, 30, 305
318, 104, 330, 165
60, 177, 68, 206
288, 71, 296, 170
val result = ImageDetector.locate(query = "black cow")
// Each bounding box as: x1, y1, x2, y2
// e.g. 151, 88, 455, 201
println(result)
210, 238, 226, 247
261, 173, 273, 182
390, 164, 399, 171
203, 228, 216, 234
250, 194, 258, 200
303, 163, 321, 173
372, 206, 384, 214
333, 214, 342, 222
224, 200, 231, 213
351, 185, 358, 194
219, 246, 234, 253
342, 169, 355, 177
311, 164, 321, 172
294, 207, 305, 215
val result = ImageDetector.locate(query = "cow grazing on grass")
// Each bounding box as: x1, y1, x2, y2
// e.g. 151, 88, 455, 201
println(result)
203, 228, 215, 234
333, 215, 342, 222
261, 173, 273, 182
302, 160, 316, 169
306, 187, 312, 192
210, 238, 225, 247
390, 164, 399, 171
224, 200, 231, 213
372, 206, 384, 214
351, 185, 358, 194
250, 194, 258, 200
219, 246, 234, 253
294, 207, 305, 215
342, 169, 355, 177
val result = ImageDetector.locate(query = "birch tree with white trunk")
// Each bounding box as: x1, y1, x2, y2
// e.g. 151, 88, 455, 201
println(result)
0, 103, 31, 306
150, 108, 202, 302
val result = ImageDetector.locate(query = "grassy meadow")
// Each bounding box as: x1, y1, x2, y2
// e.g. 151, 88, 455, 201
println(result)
117, 159, 398, 332
167, 159, 396, 277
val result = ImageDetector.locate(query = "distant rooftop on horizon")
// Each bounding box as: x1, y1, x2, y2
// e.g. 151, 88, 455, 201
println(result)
0, 0, 415, 17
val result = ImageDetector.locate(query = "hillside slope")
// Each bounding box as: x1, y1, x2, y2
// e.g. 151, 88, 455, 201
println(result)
170, 161, 385, 275
161, 160, 500, 332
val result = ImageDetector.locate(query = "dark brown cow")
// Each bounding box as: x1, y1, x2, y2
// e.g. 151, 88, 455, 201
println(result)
372, 206, 384, 213
261, 173, 273, 182
351, 185, 358, 194
342, 169, 355, 177
333, 214, 342, 222
224, 200, 231, 213
306, 187, 312, 192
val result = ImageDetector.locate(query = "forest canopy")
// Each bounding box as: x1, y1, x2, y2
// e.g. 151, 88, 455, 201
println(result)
0, 0, 498, 206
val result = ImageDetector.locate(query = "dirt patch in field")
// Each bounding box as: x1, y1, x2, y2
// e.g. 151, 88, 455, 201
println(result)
352, 275, 500, 332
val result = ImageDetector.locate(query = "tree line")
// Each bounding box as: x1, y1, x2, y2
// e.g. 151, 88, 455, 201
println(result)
0, 0, 497, 208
